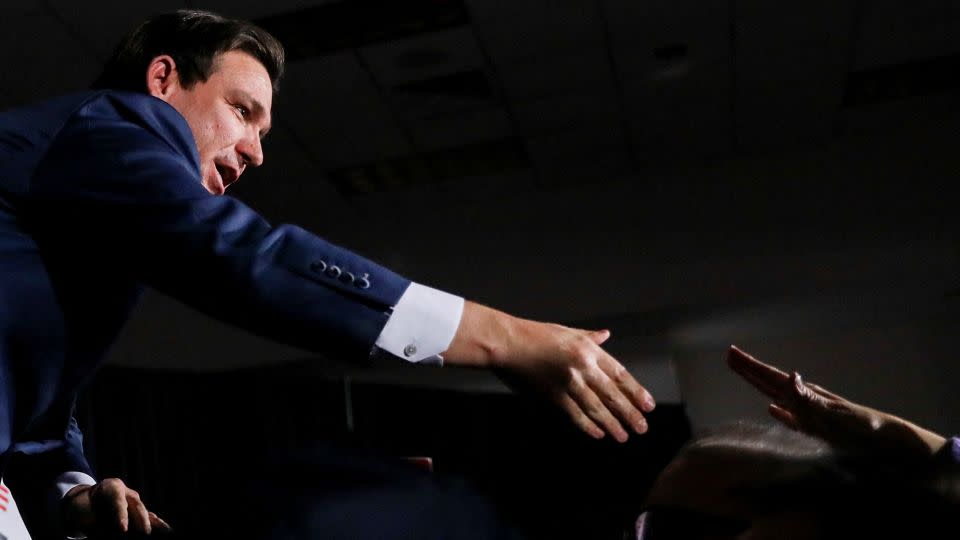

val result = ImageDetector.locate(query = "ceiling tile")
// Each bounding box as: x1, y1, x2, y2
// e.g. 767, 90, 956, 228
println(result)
854, 0, 960, 69
734, 0, 856, 151
359, 27, 485, 87
600, 0, 732, 161
10, 0, 45, 15
408, 107, 512, 151
463, 0, 516, 22
495, 48, 614, 101
622, 63, 733, 161
512, 91, 621, 137
525, 123, 631, 185
604, 0, 729, 82
280, 54, 412, 167
230, 123, 352, 231
388, 88, 499, 120
472, 2, 604, 63
530, 140, 633, 186
603, 0, 728, 50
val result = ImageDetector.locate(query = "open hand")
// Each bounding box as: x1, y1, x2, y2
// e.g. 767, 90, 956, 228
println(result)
444, 302, 656, 442
726, 345, 945, 461
496, 321, 656, 442
63, 478, 172, 536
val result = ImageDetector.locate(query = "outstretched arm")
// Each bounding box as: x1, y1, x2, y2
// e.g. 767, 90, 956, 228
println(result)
726, 345, 947, 462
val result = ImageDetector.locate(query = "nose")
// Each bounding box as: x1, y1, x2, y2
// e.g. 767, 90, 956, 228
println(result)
238, 131, 264, 169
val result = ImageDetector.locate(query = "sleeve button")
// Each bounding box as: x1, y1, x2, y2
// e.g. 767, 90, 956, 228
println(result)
325, 265, 341, 279
310, 260, 327, 273
403, 344, 417, 357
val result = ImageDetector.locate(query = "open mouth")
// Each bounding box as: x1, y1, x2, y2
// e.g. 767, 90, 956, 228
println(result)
214, 162, 239, 191
203, 164, 226, 195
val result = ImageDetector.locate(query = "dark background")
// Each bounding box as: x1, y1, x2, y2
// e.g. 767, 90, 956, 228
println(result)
77, 366, 690, 539
3, 1, 960, 537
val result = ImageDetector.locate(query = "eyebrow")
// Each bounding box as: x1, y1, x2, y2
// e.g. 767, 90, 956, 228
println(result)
234, 90, 272, 138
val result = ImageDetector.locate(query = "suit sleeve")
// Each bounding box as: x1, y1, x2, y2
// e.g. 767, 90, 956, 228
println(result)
5, 410, 93, 540
26, 92, 410, 360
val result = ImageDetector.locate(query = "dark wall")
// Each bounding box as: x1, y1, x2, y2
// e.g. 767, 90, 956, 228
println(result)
77, 365, 691, 540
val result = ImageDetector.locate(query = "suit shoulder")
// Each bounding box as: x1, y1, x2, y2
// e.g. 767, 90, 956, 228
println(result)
0, 91, 108, 193
74, 91, 198, 163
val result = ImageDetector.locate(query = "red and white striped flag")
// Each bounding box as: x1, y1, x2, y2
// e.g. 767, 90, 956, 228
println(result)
0, 481, 31, 540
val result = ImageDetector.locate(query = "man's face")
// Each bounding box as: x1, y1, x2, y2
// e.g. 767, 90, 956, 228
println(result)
160, 50, 273, 195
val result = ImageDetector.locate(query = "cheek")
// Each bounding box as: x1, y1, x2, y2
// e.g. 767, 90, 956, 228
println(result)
204, 115, 243, 154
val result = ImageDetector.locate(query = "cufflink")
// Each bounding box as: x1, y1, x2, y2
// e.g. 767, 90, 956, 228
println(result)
403, 344, 417, 357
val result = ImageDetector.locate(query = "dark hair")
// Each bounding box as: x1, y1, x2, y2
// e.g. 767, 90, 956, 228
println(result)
92, 9, 285, 93
645, 423, 960, 540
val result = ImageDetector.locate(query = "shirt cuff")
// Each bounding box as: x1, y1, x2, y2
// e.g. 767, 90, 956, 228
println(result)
374, 282, 464, 365
55, 472, 97, 540
55, 472, 97, 500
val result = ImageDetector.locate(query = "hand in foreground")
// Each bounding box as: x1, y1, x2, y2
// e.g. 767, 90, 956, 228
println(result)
726, 345, 946, 462
504, 323, 656, 442
63, 478, 172, 536
445, 302, 656, 442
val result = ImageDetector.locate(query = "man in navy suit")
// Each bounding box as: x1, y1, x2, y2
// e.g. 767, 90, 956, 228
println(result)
0, 10, 656, 538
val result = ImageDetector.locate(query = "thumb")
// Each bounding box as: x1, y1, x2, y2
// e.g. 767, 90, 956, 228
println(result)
588, 329, 611, 345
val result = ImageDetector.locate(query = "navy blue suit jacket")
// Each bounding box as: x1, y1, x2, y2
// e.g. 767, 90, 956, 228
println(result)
0, 90, 410, 503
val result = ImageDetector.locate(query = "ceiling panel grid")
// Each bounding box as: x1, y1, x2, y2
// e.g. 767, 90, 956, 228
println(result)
280, 54, 414, 168
734, 0, 857, 151
603, 0, 733, 161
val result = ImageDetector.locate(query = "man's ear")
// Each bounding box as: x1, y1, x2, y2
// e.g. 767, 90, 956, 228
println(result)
146, 55, 180, 102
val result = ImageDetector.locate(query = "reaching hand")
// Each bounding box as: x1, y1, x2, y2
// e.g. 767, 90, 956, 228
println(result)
494, 320, 656, 442
63, 478, 172, 536
444, 302, 656, 442
726, 345, 946, 462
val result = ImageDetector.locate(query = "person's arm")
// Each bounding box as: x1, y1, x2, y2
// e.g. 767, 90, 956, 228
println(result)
55, 418, 170, 537
368, 285, 656, 440
726, 345, 948, 462
61, 479, 171, 537
28, 92, 410, 362
5, 414, 93, 539
9, 411, 170, 538
32, 92, 655, 442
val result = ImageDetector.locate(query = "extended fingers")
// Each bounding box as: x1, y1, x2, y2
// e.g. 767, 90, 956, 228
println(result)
594, 355, 654, 433
149, 512, 173, 532
557, 393, 605, 439
806, 382, 844, 401
598, 353, 656, 413
788, 372, 833, 410
94, 478, 159, 535
769, 403, 800, 429
568, 373, 630, 442
96, 479, 129, 532
127, 489, 152, 535
726, 346, 791, 399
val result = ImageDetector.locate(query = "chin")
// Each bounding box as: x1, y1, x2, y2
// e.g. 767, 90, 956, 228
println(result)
201, 170, 225, 195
